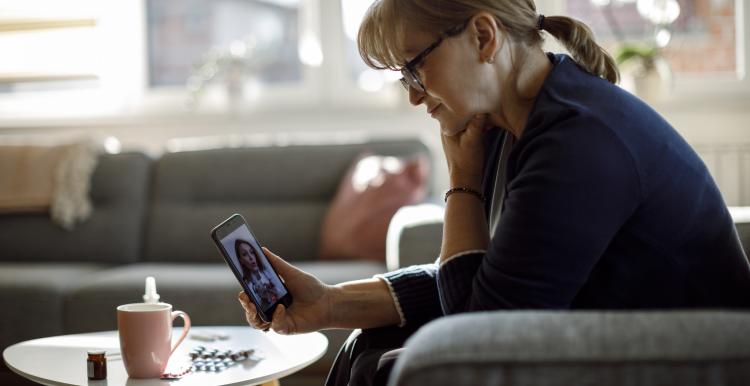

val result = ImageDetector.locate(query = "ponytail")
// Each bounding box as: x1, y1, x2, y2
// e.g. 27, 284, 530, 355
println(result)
542, 16, 619, 84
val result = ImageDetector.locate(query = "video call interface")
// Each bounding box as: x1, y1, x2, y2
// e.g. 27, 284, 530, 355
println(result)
220, 224, 287, 312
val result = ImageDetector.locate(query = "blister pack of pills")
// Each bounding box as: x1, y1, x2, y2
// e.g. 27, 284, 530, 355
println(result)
188, 346, 261, 373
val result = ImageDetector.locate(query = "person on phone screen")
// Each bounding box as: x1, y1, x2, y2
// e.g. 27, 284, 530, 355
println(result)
235, 240, 278, 310
238, 1, 750, 385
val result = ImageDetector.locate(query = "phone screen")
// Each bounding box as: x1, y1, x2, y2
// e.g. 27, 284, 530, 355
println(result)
218, 224, 289, 314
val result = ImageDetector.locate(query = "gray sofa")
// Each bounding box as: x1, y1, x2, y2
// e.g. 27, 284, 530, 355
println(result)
0, 137, 431, 386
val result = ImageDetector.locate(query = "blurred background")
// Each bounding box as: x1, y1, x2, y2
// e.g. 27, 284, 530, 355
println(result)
0, 0, 748, 204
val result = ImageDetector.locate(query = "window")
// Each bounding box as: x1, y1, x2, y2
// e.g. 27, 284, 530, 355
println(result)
0, 1, 144, 119
0, 0, 101, 93
147, 0, 302, 88
0, 0, 439, 118
562, 0, 737, 75
0, 0, 745, 122
340, 0, 401, 92
534, 0, 748, 106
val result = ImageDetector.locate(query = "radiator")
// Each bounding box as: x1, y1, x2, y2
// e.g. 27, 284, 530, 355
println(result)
693, 143, 750, 206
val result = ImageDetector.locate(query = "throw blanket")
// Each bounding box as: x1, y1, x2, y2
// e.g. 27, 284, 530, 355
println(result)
0, 140, 101, 229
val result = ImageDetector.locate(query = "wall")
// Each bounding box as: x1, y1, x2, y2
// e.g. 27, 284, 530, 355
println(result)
661, 102, 750, 206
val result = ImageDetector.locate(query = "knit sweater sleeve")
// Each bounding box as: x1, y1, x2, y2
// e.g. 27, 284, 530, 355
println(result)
437, 117, 642, 313
374, 261, 443, 327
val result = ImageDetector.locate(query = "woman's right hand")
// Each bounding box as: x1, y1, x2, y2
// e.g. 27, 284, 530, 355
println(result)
238, 247, 333, 335
441, 114, 490, 190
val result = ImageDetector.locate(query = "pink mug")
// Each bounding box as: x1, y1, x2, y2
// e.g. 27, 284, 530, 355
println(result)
117, 303, 191, 378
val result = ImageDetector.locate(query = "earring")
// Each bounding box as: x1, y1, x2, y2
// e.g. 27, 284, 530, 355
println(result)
487, 57, 495, 64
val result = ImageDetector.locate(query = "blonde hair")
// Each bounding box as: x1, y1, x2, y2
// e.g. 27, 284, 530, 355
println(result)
358, 0, 619, 84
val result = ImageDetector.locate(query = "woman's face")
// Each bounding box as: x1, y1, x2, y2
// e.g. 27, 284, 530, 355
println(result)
238, 243, 259, 271
400, 18, 506, 136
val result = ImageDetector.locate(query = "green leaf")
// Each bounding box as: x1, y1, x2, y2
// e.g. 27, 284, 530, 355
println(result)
614, 44, 658, 65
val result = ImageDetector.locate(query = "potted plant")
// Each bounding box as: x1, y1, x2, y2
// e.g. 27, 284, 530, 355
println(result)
615, 42, 673, 103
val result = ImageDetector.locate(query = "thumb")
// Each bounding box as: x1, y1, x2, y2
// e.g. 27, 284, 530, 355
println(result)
261, 247, 297, 278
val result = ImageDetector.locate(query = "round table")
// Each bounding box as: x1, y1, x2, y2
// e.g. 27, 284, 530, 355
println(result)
3, 326, 327, 386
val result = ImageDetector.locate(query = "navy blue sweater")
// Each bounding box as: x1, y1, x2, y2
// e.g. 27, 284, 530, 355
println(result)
379, 54, 750, 327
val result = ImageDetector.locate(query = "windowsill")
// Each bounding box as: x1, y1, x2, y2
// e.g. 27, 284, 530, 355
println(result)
651, 89, 750, 113
0, 73, 747, 130
0, 80, 412, 130
0, 102, 419, 131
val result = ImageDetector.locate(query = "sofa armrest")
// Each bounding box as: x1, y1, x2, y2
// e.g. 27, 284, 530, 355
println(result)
386, 204, 444, 271
389, 311, 750, 386
384, 206, 749, 272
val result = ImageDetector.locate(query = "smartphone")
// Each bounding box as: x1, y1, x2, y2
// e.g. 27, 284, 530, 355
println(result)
210, 214, 293, 322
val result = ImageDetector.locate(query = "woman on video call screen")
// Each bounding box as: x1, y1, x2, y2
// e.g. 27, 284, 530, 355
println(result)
234, 239, 283, 310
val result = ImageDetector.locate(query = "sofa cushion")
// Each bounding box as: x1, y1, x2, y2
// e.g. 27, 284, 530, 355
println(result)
143, 139, 431, 263
319, 154, 429, 262
0, 263, 105, 351
145, 204, 328, 264
390, 311, 750, 386
0, 152, 151, 264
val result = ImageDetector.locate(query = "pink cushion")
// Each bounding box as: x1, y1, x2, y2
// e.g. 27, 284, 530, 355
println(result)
319, 153, 429, 261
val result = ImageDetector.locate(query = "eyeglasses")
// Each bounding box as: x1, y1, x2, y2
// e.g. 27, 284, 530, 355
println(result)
399, 20, 470, 94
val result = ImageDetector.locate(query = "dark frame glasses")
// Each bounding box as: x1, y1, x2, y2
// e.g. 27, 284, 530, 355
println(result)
399, 19, 470, 93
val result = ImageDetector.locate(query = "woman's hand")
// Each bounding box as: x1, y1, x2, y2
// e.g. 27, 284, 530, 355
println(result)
441, 114, 490, 190
439, 114, 492, 260
238, 247, 333, 335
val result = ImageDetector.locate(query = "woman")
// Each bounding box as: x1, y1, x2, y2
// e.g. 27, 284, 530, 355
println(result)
235, 240, 278, 310
238, 1, 750, 385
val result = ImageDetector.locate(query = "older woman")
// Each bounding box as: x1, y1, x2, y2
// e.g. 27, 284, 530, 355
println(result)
239, 1, 750, 385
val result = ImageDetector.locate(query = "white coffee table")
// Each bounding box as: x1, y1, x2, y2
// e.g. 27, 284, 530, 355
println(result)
3, 326, 327, 386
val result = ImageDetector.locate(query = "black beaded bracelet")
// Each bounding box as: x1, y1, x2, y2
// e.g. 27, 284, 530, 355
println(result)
444, 186, 485, 203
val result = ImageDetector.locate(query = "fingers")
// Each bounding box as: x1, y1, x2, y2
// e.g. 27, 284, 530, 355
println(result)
237, 290, 293, 335
238, 291, 271, 331
262, 247, 285, 266
262, 247, 295, 278
442, 114, 488, 140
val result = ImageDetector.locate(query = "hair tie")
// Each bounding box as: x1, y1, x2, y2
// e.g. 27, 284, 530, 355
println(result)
538, 14, 546, 30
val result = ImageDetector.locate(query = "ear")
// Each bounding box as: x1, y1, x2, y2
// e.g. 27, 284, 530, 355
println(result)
469, 12, 502, 63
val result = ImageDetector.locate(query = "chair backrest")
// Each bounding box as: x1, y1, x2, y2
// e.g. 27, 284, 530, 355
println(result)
143, 139, 431, 263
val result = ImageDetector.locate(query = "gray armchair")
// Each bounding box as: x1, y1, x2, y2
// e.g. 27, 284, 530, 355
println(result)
385, 206, 750, 386
391, 311, 750, 386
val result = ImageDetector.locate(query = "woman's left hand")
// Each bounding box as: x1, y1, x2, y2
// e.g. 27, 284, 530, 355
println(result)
441, 114, 490, 190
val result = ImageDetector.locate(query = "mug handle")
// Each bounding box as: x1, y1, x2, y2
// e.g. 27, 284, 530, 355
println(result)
169, 310, 192, 356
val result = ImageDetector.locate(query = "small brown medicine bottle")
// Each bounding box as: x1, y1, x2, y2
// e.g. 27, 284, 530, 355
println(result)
87, 350, 107, 380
